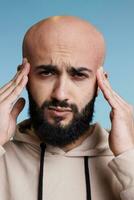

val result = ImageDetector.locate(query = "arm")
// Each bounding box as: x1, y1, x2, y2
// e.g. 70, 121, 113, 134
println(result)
96, 67, 134, 199
109, 149, 134, 200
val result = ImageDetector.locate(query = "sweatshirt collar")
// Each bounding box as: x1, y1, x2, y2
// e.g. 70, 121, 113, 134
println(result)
14, 119, 113, 157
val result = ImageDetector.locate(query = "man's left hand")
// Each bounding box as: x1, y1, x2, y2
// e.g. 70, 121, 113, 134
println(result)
96, 67, 134, 156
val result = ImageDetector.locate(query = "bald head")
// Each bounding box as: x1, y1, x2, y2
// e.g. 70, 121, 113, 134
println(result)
24, 16, 106, 138
23, 16, 105, 68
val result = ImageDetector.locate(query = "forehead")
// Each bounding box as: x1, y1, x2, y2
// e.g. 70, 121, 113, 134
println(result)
25, 21, 103, 71
29, 36, 99, 70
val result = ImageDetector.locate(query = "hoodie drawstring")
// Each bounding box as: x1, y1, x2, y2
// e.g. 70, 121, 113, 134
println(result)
38, 146, 91, 200
38, 143, 46, 200
84, 156, 91, 200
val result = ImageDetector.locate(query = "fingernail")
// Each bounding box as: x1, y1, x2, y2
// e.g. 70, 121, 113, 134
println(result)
99, 66, 103, 72
22, 58, 28, 65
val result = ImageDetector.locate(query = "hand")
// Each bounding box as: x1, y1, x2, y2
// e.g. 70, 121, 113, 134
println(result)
96, 67, 134, 156
0, 58, 30, 146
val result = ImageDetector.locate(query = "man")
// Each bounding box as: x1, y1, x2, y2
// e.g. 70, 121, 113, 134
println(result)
0, 16, 134, 200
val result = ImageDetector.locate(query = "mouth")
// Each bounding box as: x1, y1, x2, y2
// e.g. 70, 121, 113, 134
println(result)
48, 106, 72, 117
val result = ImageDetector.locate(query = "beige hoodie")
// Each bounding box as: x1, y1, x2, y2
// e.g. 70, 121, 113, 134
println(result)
0, 119, 134, 200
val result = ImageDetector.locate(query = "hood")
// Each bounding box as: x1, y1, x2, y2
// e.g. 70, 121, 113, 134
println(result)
13, 119, 113, 157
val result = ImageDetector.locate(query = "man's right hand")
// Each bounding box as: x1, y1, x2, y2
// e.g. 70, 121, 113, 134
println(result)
0, 58, 30, 146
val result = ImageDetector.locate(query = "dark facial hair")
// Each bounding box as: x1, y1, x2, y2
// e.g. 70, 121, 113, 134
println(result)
27, 91, 96, 148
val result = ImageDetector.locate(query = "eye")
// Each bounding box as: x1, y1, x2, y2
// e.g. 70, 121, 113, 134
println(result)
71, 72, 88, 80
39, 70, 55, 76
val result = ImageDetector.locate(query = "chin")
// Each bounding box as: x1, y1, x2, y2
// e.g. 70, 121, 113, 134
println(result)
47, 117, 72, 128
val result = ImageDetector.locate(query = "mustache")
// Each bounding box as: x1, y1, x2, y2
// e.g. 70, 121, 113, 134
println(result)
41, 98, 78, 113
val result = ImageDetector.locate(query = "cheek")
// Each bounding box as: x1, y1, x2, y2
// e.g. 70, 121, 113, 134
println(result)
27, 77, 52, 107
76, 81, 97, 112
78, 92, 94, 112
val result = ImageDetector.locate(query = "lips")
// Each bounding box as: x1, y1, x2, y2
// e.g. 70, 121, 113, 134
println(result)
48, 106, 72, 117
49, 106, 71, 112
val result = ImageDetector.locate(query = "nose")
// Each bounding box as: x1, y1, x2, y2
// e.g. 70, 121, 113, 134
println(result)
51, 76, 69, 102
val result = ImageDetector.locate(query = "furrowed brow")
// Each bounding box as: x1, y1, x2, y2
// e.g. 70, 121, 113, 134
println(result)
34, 64, 59, 73
68, 67, 93, 74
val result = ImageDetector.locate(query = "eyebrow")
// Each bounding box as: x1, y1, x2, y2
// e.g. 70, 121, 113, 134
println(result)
68, 67, 92, 74
34, 64, 93, 74
34, 65, 59, 72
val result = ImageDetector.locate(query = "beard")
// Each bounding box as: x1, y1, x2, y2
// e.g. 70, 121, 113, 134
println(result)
27, 91, 96, 148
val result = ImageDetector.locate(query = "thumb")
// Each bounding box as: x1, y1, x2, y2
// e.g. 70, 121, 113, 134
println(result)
11, 98, 25, 121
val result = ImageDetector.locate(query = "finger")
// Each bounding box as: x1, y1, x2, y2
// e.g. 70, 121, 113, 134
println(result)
0, 69, 23, 96
0, 58, 30, 93
23, 57, 28, 64
0, 59, 28, 94
98, 67, 131, 109
0, 62, 30, 102
17, 58, 28, 71
17, 64, 23, 71
11, 98, 25, 121
96, 67, 121, 109
97, 67, 132, 112
112, 90, 130, 107
99, 70, 128, 105
6, 75, 28, 107
0, 70, 21, 94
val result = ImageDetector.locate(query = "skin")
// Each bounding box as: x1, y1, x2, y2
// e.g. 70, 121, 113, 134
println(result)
23, 16, 104, 151
23, 16, 104, 127
0, 16, 134, 155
